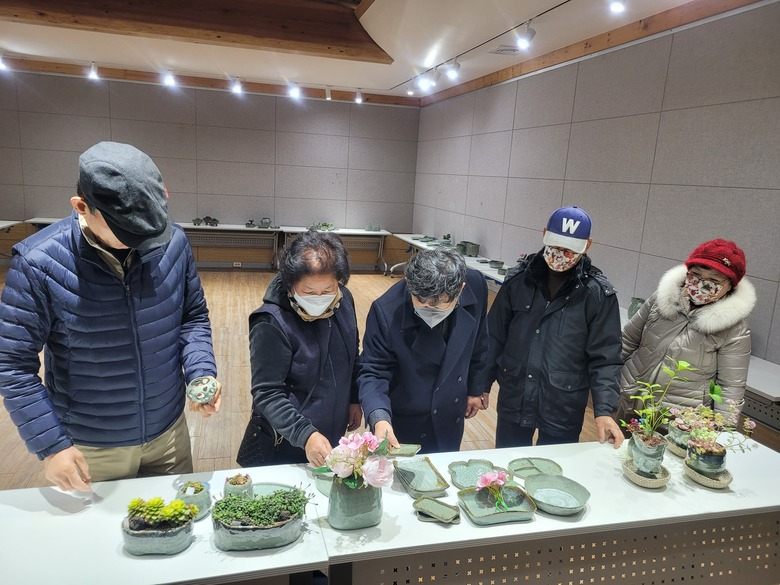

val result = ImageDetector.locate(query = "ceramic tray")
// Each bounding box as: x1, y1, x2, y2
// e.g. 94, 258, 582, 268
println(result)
524, 474, 590, 516
413, 496, 461, 524
457, 486, 536, 525
389, 443, 422, 457
665, 436, 687, 458
683, 462, 733, 489
622, 459, 670, 489
508, 457, 563, 479
448, 459, 513, 490
393, 457, 450, 498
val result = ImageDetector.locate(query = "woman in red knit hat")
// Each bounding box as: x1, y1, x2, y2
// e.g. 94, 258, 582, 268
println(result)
618, 239, 756, 419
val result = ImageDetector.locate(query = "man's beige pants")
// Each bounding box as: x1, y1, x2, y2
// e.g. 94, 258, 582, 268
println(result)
76, 413, 193, 481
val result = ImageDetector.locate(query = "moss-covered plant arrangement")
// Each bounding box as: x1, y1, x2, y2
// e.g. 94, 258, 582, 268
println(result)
176, 481, 211, 521
224, 472, 253, 498
211, 487, 312, 551
121, 497, 198, 556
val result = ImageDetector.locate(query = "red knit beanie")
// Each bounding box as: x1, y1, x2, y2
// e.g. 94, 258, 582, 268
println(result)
685, 239, 746, 285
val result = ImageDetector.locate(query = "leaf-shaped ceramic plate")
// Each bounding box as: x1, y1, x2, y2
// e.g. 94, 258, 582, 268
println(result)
393, 457, 449, 498
507, 457, 563, 479
457, 486, 536, 525
448, 459, 513, 490
389, 443, 422, 457
524, 474, 590, 516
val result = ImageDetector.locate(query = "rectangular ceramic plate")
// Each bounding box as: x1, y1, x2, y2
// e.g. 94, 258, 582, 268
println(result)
413, 496, 461, 524
393, 457, 450, 498
389, 443, 422, 457
457, 486, 536, 525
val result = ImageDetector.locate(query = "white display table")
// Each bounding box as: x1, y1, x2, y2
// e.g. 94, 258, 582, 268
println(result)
2, 442, 778, 584
0, 466, 327, 585
0, 219, 22, 231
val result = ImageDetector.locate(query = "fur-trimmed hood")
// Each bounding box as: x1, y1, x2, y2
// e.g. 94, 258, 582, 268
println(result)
656, 265, 756, 335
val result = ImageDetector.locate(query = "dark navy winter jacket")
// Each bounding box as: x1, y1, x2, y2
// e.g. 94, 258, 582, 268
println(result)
0, 213, 216, 459
358, 268, 490, 453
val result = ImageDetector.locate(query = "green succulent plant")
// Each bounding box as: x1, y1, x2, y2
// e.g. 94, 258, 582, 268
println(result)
212, 487, 311, 527
126, 496, 198, 531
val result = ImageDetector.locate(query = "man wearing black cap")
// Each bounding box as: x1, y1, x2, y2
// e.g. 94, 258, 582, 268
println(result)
0, 141, 221, 491
484, 206, 624, 449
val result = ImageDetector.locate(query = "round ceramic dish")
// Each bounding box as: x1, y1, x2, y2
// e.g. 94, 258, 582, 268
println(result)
508, 457, 563, 479
524, 474, 590, 516
683, 462, 733, 489
622, 459, 670, 489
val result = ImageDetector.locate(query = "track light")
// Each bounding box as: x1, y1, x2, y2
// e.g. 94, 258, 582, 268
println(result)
432, 67, 441, 87
88, 62, 99, 80
406, 83, 414, 96
417, 74, 432, 91
288, 84, 301, 99
325, 86, 332, 101
610, 2, 626, 13
517, 23, 536, 50
1, 56, 8, 71
231, 77, 243, 94
446, 59, 461, 81
163, 71, 176, 87
355, 89, 363, 104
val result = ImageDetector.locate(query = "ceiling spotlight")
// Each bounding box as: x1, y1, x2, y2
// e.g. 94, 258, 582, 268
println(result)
163, 71, 176, 87
432, 67, 441, 87
406, 84, 414, 96
231, 78, 243, 94
417, 74, 432, 91
355, 89, 363, 104
517, 23, 536, 50
610, 2, 626, 13
88, 62, 99, 80
325, 86, 332, 101
0, 56, 8, 71
446, 59, 461, 81
288, 84, 301, 99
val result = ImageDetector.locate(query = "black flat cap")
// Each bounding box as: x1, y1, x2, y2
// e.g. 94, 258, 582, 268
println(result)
78, 141, 171, 250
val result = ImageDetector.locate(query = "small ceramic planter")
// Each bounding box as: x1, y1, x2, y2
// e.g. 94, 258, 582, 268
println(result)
213, 515, 303, 551
176, 482, 211, 521
667, 422, 691, 449
258, 217, 272, 228
121, 518, 194, 556
224, 474, 253, 499
686, 445, 727, 478
631, 433, 667, 477
185, 377, 219, 404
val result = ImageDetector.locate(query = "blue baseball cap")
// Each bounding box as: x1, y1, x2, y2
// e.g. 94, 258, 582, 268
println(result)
543, 206, 592, 254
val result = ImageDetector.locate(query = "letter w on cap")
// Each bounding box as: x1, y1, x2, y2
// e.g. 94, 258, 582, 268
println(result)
561, 218, 581, 234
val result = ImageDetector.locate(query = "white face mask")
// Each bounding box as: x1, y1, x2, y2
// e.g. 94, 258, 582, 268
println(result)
414, 304, 456, 329
543, 245, 582, 272
293, 292, 337, 317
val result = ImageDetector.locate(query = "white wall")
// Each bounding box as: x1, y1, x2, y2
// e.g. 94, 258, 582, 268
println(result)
412, 2, 780, 363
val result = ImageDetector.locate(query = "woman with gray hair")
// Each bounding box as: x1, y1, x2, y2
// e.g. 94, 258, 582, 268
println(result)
358, 248, 491, 453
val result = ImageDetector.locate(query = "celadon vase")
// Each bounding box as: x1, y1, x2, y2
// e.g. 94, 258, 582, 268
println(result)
327, 478, 382, 530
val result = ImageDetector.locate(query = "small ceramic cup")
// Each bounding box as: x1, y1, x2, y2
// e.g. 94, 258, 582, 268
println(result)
186, 377, 219, 404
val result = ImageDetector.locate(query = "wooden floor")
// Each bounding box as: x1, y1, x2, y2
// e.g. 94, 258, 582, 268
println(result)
0, 266, 777, 490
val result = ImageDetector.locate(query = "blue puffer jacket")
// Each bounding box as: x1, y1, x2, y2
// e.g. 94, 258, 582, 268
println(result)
0, 213, 216, 459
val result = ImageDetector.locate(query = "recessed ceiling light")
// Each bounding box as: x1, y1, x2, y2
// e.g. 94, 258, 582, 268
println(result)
610, 2, 626, 13
88, 62, 99, 80
163, 71, 176, 87
231, 78, 243, 94
288, 84, 301, 99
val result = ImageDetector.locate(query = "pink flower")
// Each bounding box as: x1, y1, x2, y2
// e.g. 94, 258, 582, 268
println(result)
361, 456, 394, 488
476, 471, 507, 490
744, 420, 757, 430
362, 431, 381, 452
339, 433, 365, 451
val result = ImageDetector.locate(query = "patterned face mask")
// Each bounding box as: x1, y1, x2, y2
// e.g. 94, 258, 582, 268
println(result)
685, 273, 726, 305
543, 245, 581, 272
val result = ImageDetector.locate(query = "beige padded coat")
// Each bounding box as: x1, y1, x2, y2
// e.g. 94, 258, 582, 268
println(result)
620, 265, 756, 413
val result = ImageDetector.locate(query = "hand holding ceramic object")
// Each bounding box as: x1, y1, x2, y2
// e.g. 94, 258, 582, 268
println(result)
186, 376, 219, 404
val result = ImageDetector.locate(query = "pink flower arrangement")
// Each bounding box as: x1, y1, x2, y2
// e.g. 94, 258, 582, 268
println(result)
324, 432, 394, 489
476, 471, 509, 512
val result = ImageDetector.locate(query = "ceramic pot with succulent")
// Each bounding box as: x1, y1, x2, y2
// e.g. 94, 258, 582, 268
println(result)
621, 358, 697, 477
212, 487, 311, 551
121, 497, 198, 556
318, 431, 394, 530
224, 472, 253, 498
176, 481, 211, 521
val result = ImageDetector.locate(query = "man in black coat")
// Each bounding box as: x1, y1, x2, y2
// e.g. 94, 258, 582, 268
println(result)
485, 206, 624, 448
358, 249, 490, 453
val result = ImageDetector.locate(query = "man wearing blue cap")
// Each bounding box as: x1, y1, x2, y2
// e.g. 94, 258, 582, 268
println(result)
484, 206, 624, 448
0, 141, 221, 491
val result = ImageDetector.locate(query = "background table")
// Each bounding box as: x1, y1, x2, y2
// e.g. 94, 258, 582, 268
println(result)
282, 227, 391, 274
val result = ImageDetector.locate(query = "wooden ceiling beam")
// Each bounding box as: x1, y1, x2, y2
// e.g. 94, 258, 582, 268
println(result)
0, 0, 393, 64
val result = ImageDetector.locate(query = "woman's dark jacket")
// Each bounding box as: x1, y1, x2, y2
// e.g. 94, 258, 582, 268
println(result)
0, 214, 216, 459
248, 275, 359, 449
485, 251, 621, 436
358, 268, 490, 452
